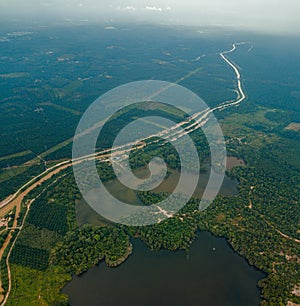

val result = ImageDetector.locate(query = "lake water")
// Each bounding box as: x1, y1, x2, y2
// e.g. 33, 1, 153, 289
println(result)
66, 157, 262, 305
63, 231, 264, 306
75, 158, 242, 226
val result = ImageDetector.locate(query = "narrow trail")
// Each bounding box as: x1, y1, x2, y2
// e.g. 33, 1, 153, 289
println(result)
0, 42, 250, 305
0, 42, 246, 213
262, 216, 300, 244
247, 187, 300, 244
0, 175, 66, 306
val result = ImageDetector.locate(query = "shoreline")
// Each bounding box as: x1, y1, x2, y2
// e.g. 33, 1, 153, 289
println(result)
1, 42, 260, 305
106, 244, 133, 268
61, 230, 265, 305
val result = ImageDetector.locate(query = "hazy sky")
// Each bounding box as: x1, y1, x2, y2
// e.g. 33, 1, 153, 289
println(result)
1, 0, 299, 34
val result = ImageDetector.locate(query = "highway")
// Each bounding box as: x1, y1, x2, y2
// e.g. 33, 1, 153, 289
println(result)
0, 42, 248, 305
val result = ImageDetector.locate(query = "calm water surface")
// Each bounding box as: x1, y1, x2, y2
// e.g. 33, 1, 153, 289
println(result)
67, 158, 261, 305
76, 159, 242, 226
63, 232, 264, 306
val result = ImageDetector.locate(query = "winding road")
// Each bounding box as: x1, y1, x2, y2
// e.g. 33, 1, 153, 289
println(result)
0, 42, 249, 305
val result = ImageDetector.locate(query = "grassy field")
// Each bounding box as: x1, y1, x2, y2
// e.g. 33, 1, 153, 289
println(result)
7, 264, 70, 306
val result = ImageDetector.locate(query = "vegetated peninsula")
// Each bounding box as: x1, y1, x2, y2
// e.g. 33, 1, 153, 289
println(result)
0, 24, 299, 306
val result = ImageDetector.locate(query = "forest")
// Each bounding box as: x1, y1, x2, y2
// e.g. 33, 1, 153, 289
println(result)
4, 104, 300, 305
0, 24, 299, 305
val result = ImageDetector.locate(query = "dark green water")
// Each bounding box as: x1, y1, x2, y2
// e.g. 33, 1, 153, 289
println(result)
63, 232, 264, 306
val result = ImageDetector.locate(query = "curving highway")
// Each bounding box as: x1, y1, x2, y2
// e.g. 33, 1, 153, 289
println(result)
0, 42, 248, 306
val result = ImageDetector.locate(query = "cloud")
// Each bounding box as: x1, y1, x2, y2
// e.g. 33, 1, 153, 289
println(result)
0, 0, 298, 35
145, 6, 163, 12
104, 26, 116, 30
116, 4, 171, 14
123, 6, 136, 11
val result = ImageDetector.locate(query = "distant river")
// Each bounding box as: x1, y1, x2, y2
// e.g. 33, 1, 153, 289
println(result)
63, 231, 264, 306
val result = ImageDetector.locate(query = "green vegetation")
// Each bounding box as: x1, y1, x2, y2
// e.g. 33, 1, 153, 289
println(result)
125, 196, 198, 252
1, 24, 300, 306
0, 151, 34, 169
2, 102, 299, 306
3, 100, 299, 305
39, 102, 82, 116
5, 167, 132, 304
10, 245, 50, 271
197, 191, 299, 305
7, 265, 70, 306
27, 199, 69, 235
122, 103, 300, 305
0, 231, 9, 249
17, 224, 61, 251
52, 226, 132, 274
0, 153, 35, 169
0, 151, 31, 162
0, 164, 46, 201
0, 231, 17, 293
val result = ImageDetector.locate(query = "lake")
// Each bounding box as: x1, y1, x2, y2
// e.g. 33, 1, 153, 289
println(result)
65, 157, 262, 305
63, 231, 264, 306
75, 158, 242, 226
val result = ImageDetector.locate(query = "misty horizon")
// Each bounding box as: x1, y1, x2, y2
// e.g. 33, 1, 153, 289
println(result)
0, 0, 299, 35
